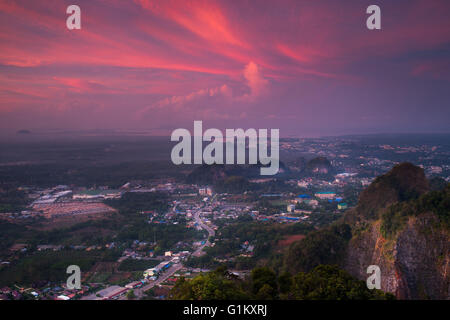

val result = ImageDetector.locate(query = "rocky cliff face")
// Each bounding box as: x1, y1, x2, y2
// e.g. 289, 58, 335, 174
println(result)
279, 162, 448, 299
345, 212, 449, 299
343, 163, 449, 299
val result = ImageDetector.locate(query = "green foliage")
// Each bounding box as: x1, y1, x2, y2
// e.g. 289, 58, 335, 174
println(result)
0, 250, 106, 287
429, 177, 447, 192
105, 192, 169, 214
0, 220, 29, 252
186, 163, 294, 194
0, 187, 27, 213
251, 267, 277, 299
277, 271, 293, 295
352, 162, 429, 221
256, 198, 286, 216
215, 176, 251, 194
0, 161, 183, 188
126, 289, 136, 300
169, 267, 250, 300
282, 224, 352, 274
116, 219, 201, 254
414, 184, 450, 223
169, 265, 394, 300
342, 185, 360, 207
307, 211, 342, 227
186, 220, 313, 269
289, 265, 394, 300
380, 184, 450, 238
380, 203, 409, 238
118, 259, 160, 271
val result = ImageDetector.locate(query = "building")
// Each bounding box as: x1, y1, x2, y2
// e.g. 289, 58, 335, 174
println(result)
296, 194, 311, 203
315, 191, 336, 200
297, 180, 310, 188
144, 261, 172, 278
279, 216, 299, 222
90, 285, 128, 300
293, 194, 318, 207
125, 281, 143, 289
308, 199, 319, 207
73, 189, 122, 200
199, 187, 213, 196
429, 166, 442, 174
293, 194, 311, 204
338, 203, 348, 210
144, 268, 156, 278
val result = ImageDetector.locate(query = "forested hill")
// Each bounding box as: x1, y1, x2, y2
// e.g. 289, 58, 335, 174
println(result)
282, 163, 449, 299
344, 162, 430, 223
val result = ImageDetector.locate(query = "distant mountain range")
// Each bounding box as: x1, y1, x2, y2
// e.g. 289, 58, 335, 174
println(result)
186, 156, 335, 187
16, 129, 31, 135
186, 162, 291, 185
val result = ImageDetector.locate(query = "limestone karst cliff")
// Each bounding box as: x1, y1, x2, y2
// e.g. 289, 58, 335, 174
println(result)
343, 163, 449, 299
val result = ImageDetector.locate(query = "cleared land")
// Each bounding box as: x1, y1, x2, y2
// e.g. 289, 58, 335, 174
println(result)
277, 234, 306, 247
32, 202, 116, 218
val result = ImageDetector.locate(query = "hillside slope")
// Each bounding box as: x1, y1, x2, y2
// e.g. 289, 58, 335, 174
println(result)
343, 163, 449, 299
280, 163, 449, 299
345, 212, 449, 299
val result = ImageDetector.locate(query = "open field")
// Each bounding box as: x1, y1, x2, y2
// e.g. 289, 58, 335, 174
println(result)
277, 234, 306, 247
32, 202, 116, 218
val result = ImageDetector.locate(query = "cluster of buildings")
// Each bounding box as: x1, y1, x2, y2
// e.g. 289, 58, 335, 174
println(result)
72, 189, 122, 200
292, 192, 347, 210
198, 187, 213, 196
0, 283, 98, 301
143, 261, 173, 279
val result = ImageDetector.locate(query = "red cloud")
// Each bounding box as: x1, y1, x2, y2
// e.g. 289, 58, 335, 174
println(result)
0, 0, 449, 132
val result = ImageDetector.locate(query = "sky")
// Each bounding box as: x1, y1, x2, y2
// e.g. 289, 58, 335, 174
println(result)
0, 0, 449, 137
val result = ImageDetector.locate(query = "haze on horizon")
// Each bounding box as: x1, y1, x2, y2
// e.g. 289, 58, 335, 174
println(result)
0, 0, 449, 137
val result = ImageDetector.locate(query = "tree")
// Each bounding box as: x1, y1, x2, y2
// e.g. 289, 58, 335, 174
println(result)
283, 224, 352, 274
126, 290, 136, 300
169, 268, 249, 300
278, 272, 293, 295
256, 284, 275, 300
290, 265, 394, 300
251, 267, 277, 299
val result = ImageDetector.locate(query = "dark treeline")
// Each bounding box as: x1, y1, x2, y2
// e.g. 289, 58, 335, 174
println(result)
169, 265, 394, 300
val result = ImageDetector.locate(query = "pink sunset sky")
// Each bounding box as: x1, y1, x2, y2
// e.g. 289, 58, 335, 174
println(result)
0, 0, 449, 136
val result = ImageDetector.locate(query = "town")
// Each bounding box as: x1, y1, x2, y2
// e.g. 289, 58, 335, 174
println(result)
0, 134, 448, 300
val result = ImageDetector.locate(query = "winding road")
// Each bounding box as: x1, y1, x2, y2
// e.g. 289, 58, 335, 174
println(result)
192, 207, 215, 257
131, 206, 216, 299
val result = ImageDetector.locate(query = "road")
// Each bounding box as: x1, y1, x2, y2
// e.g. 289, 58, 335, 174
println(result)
129, 207, 216, 298
118, 204, 217, 300
192, 207, 215, 257
123, 263, 183, 299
